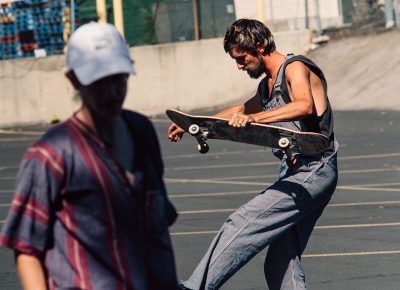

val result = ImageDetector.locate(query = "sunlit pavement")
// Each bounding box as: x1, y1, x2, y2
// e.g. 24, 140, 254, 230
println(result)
1, 110, 400, 289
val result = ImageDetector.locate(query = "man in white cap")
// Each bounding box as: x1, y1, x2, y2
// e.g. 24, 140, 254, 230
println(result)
0, 22, 179, 290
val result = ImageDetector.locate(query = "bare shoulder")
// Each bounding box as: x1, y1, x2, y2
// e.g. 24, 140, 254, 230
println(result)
284, 60, 310, 81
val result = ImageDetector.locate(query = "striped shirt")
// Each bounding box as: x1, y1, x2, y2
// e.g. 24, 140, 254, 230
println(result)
0, 111, 178, 290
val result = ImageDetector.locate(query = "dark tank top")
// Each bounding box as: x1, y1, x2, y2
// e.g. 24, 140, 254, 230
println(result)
257, 54, 335, 156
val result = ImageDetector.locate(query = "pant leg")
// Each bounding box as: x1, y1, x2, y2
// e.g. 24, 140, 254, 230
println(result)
385, 0, 395, 28
182, 160, 337, 290
264, 202, 329, 290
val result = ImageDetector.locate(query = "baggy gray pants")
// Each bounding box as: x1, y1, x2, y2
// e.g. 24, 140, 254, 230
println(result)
182, 150, 338, 290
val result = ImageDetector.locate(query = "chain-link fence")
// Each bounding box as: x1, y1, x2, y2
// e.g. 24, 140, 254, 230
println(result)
78, 0, 236, 46
151, 0, 236, 44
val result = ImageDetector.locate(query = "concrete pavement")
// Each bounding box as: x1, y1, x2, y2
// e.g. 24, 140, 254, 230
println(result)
1, 110, 400, 289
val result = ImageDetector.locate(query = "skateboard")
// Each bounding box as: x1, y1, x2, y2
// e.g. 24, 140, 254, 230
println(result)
166, 109, 330, 164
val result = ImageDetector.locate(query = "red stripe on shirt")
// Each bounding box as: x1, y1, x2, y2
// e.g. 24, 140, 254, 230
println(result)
11, 194, 49, 225
48, 277, 57, 290
0, 235, 41, 256
24, 142, 64, 181
67, 118, 132, 290
60, 201, 93, 290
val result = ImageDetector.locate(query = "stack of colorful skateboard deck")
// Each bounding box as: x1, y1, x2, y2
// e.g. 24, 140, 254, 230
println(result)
0, 0, 78, 60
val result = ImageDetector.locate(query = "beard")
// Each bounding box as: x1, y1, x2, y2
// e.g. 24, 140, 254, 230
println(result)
246, 59, 265, 79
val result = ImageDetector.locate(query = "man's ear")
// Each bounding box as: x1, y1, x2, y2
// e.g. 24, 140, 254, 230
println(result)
65, 70, 82, 90
256, 43, 265, 55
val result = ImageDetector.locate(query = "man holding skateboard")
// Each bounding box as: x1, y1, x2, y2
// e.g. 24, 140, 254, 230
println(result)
0, 23, 179, 290
169, 18, 338, 290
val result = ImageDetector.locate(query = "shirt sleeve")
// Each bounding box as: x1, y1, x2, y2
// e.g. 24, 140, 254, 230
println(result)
0, 141, 64, 257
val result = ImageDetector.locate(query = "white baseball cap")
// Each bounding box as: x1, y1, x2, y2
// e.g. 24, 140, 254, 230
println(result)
66, 22, 136, 86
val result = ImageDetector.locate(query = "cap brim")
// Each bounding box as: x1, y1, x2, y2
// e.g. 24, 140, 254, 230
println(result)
73, 55, 135, 86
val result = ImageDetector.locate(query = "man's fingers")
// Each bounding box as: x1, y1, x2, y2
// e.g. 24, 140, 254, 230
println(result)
230, 114, 250, 128
228, 113, 237, 126
168, 123, 185, 142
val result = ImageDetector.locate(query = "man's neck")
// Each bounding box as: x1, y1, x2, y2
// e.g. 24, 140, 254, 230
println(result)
76, 107, 118, 147
263, 51, 287, 80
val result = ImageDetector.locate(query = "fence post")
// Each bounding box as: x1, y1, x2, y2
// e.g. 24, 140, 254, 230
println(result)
257, 0, 266, 23
193, 0, 200, 40
113, 0, 125, 37
315, 0, 322, 36
96, 0, 107, 23
305, 0, 309, 29
71, 0, 75, 31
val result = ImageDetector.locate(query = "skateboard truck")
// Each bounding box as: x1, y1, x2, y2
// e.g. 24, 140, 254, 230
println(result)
277, 135, 299, 166
188, 124, 209, 154
285, 138, 300, 166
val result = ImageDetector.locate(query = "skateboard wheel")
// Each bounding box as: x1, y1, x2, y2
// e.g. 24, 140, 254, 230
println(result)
189, 124, 200, 135
278, 137, 290, 149
197, 143, 209, 154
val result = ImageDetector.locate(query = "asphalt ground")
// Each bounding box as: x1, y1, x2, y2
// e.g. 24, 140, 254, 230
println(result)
1, 110, 400, 289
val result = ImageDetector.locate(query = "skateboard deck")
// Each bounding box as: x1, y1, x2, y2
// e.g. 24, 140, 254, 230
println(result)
166, 109, 330, 163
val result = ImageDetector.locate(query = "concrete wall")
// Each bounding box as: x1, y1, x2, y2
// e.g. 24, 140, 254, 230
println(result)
0, 29, 311, 127
234, 0, 343, 30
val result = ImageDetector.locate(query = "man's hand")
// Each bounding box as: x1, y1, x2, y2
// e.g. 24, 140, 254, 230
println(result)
228, 113, 256, 128
168, 123, 185, 142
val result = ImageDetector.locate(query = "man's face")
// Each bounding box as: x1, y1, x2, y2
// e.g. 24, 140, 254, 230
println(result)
79, 73, 129, 119
230, 48, 265, 79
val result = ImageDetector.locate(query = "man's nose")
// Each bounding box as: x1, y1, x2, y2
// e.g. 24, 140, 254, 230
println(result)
237, 63, 245, 70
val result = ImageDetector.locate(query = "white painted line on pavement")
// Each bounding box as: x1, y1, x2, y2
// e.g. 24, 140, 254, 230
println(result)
0, 137, 35, 142
170, 190, 261, 198
340, 152, 400, 160
303, 250, 400, 258
336, 186, 400, 192
316, 222, 400, 229
0, 199, 394, 212
211, 174, 278, 180
211, 168, 397, 181
171, 230, 217, 236
166, 178, 400, 192
0, 166, 19, 171
0, 190, 13, 194
165, 178, 270, 186
340, 168, 399, 174
171, 222, 400, 236
0, 177, 15, 181
170, 167, 397, 183
163, 149, 267, 160
177, 200, 400, 214
166, 161, 279, 171
179, 208, 236, 215
0, 129, 43, 135
328, 200, 400, 207
165, 152, 400, 171
169, 185, 400, 198
348, 182, 400, 187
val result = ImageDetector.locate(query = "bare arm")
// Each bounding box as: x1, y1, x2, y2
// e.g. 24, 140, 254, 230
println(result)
214, 92, 263, 118
213, 104, 244, 118
232, 61, 315, 127
16, 252, 48, 290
